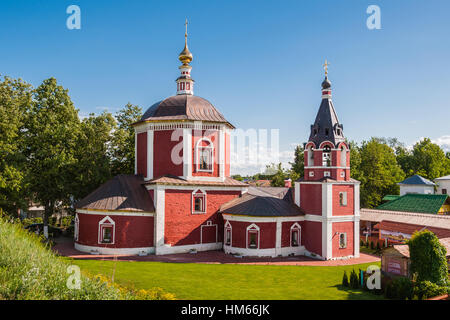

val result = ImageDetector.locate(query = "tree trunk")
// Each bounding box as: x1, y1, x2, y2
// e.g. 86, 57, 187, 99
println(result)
43, 200, 54, 239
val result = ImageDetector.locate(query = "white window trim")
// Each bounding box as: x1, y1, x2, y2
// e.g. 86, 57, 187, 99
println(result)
339, 191, 348, 206
192, 188, 207, 214
339, 232, 348, 249
98, 216, 115, 245
324, 171, 331, 177
200, 220, 218, 244
224, 220, 232, 246
340, 146, 347, 167
246, 223, 260, 250
290, 223, 301, 247
195, 137, 214, 173
74, 214, 79, 241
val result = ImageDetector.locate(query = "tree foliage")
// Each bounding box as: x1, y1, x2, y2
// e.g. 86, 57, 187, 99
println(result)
351, 138, 405, 208
408, 230, 448, 286
111, 103, 142, 176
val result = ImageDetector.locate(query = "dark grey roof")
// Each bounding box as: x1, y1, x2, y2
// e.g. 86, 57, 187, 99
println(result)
75, 175, 155, 212
398, 174, 435, 186
308, 77, 345, 147
219, 193, 303, 217
247, 186, 290, 199
136, 95, 234, 128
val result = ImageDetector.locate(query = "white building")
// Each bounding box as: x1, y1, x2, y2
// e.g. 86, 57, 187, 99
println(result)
398, 175, 435, 196
435, 175, 450, 195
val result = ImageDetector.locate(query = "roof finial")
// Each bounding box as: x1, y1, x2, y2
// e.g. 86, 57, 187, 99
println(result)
179, 19, 193, 65
323, 59, 329, 77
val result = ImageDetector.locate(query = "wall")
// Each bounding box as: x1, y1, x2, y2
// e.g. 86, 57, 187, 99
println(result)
164, 189, 240, 246
153, 130, 184, 178
400, 185, 434, 196
300, 184, 322, 215
281, 221, 305, 247
77, 212, 154, 248
331, 221, 355, 257
332, 184, 355, 216
436, 180, 450, 195
227, 220, 277, 249
191, 130, 220, 178
136, 132, 147, 176
303, 220, 322, 256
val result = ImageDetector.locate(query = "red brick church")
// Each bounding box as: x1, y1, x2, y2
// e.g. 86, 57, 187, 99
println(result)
74, 29, 360, 260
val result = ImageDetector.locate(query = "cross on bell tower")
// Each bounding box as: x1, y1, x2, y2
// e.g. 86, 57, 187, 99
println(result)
176, 19, 195, 95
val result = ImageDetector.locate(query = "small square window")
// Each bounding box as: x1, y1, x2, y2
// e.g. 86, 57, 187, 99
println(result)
102, 227, 113, 243
249, 232, 257, 248
309, 171, 314, 177
192, 190, 206, 214
225, 229, 231, 246
324, 171, 330, 177
339, 192, 348, 206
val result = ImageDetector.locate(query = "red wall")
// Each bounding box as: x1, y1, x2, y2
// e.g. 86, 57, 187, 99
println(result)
153, 130, 183, 178
164, 189, 240, 246
303, 220, 322, 256
332, 184, 355, 216
136, 132, 147, 176
300, 184, 322, 215
332, 221, 355, 257
77, 213, 154, 248
226, 220, 277, 249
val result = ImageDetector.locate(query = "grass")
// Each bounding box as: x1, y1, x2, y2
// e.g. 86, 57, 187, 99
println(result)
73, 259, 384, 300
0, 214, 173, 300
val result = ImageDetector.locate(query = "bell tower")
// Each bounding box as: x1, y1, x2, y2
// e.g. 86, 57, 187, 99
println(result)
295, 61, 360, 260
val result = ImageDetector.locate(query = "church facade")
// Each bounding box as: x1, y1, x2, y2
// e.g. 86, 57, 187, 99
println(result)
74, 29, 360, 260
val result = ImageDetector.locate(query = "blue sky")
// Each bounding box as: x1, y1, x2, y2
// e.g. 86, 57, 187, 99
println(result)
0, 0, 449, 174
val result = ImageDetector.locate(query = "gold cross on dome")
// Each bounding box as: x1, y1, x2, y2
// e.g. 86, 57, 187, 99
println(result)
323, 59, 330, 76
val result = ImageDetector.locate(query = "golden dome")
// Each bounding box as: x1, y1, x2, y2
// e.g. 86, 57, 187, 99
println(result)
179, 43, 193, 65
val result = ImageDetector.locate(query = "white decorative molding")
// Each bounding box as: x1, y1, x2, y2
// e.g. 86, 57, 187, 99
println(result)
224, 245, 305, 258
146, 185, 245, 192
183, 128, 192, 179
98, 216, 115, 245
223, 214, 304, 223
135, 122, 225, 134
154, 242, 223, 255
147, 130, 154, 180
219, 129, 225, 178
154, 187, 166, 254
75, 243, 155, 255
76, 209, 154, 217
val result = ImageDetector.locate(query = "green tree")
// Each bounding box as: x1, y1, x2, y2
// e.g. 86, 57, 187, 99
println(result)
408, 138, 450, 180
26, 78, 80, 238
289, 144, 304, 181
0, 76, 33, 214
269, 163, 288, 187
408, 230, 448, 286
111, 103, 142, 176
72, 112, 117, 201
354, 138, 405, 208
349, 140, 361, 180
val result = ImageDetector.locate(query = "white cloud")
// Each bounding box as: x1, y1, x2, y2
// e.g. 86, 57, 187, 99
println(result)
433, 135, 450, 152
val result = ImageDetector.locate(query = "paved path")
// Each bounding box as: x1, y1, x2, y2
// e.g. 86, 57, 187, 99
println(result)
54, 239, 380, 266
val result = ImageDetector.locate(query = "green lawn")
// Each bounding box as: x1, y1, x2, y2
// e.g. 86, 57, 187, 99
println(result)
71, 259, 383, 300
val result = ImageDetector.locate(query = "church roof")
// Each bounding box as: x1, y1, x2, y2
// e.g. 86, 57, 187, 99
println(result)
135, 95, 234, 128
398, 175, 435, 186
75, 175, 155, 213
308, 97, 345, 147
144, 175, 248, 187
219, 187, 301, 217
435, 175, 450, 181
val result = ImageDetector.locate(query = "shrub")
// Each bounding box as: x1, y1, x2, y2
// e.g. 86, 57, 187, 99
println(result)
390, 277, 413, 300
349, 269, 359, 289
413, 281, 449, 300
376, 242, 381, 252
370, 241, 374, 250
360, 239, 364, 247
408, 230, 448, 286
342, 271, 349, 287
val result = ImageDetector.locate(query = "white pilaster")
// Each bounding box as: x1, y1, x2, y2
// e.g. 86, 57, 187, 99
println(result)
354, 183, 360, 257
147, 130, 154, 180
183, 128, 192, 179
275, 220, 282, 256
154, 187, 166, 255
134, 132, 137, 174
321, 182, 333, 259
219, 128, 225, 180
294, 182, 300, 206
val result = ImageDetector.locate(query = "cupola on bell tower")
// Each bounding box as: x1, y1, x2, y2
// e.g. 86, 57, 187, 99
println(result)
176, 19, 195, 95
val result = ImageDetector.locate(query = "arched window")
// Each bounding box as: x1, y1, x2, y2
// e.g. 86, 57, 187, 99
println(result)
74, 214, 79, 241
339, 233, 347, 249
196, 138, 214, 172
322, 145, 331, 167
339, 192, 348, 206
224, 221, 232, 246
246, 224, 260, 249
290, 223, 301, 247
340, 146, 347, 167
98, 216, 115, 244
192, 189, 206, 214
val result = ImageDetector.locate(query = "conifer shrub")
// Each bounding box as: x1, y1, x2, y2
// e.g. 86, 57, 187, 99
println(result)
349, 269, 359, 289
370, 241, 374, 250
342, 271, 349, 287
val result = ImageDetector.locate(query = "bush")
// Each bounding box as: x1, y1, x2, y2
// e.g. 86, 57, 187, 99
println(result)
360, 239, 364, 247
391, 277, 413, 300
376, 242, 381, 251
413, 281, 449, 300
0, 213, 174, 300
342, 271, 349, 287
409, 230, 448, 286
370, 241, 374, 250
21, 217, 43, 227
349, 269, 359, 289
